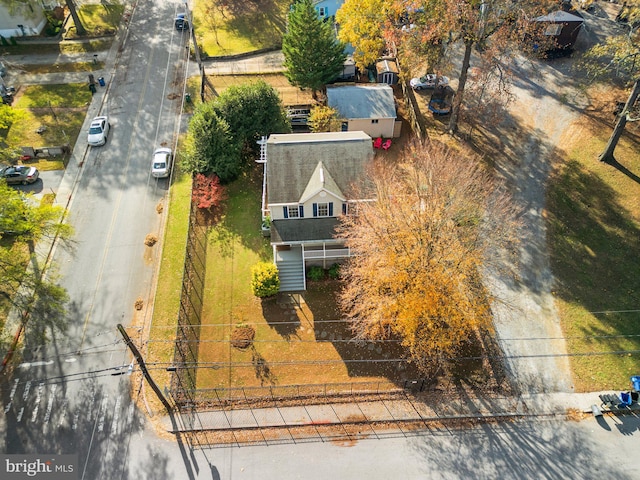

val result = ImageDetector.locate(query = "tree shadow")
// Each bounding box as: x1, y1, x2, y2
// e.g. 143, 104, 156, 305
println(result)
409, 416, 636, 478
260, 294, 301, 340
604, 157, 640, 184
251, 345, 277, 386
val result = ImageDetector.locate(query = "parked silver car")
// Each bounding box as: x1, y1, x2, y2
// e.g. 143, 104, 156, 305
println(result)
151, 148, 173, 178
0, 165, 39, 185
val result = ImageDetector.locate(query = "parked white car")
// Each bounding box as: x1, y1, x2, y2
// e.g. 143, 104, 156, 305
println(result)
87, 116, 110, 146
410, 74, 449, 91
151, 147, 173, 178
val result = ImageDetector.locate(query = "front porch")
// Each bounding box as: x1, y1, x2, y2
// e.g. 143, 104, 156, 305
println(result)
274, 242, 352, 292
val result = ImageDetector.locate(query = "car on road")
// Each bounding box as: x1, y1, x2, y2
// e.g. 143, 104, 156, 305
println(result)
410, 74, 449, 91
151, 148, 172, 178
0, 165, 39, 185
87, 116, 110, 146
175, 14, 189, 31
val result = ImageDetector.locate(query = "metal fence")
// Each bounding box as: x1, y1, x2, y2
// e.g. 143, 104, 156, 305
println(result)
170, 198, 208, 404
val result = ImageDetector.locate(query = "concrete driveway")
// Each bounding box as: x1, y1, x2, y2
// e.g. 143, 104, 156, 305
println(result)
9, 168, 65, 200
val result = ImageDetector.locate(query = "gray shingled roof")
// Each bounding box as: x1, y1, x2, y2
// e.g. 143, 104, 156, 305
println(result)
326, 84, 397, 120
267, 131, 374, 205
271, 218, 340, 243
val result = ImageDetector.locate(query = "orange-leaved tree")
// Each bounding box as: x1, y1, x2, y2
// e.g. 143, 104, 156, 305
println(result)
336, 140, 519, 373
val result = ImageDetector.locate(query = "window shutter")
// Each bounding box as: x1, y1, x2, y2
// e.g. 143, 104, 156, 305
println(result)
299, 205, 304, 218
283, 206, 288, 219
342, 203, 347, 215
329, 202, 334, 216
312, 203, 318, 217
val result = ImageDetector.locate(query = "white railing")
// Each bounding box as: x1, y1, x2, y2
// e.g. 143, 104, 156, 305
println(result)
303, 247, 351, 259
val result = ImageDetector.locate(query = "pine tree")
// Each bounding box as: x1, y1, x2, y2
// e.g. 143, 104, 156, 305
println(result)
282, 0, 347, 98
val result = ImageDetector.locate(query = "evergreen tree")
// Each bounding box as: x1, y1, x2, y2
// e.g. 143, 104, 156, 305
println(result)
282, 0, 347, 98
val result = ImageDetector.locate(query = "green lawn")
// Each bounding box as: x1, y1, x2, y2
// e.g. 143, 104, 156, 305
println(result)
65, 3, 125, 38
194, 0, 288, 57
146, 169, 193, 398
548, 96, 640, 391
2, 84, 90, 157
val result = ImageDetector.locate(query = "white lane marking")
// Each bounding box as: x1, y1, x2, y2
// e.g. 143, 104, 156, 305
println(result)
126, 402, 135, 431
17, 407, 24, 422
59, 398, 69, 427
97, 394, 108, 433
64, 357, 77, 363
44, 384, 57, 425
22, 380, 31, 401
112, 395, 122, 435
5, 378, 20, 413
31, 382, 44, 422
18, 360, 54, 368
72, 411, 79, 431
9, 378, 19, 399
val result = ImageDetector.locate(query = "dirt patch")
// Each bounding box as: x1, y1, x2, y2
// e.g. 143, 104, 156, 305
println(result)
231, 325, 255, 349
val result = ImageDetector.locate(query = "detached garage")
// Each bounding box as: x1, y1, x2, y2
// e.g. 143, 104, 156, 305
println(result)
534, 10, 584, 52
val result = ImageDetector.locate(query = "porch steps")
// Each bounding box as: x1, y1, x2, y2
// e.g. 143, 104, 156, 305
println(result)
277, 259, 305, 292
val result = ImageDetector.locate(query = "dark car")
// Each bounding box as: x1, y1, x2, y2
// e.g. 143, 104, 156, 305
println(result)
175, 14, 189, 31
0, 165, 39, 185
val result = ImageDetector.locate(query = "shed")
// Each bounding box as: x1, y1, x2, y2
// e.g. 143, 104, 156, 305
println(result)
376, 58, 399, 85
534, 10, 584, 51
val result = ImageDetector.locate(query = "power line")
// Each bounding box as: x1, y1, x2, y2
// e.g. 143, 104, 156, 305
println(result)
150, 348, 640, 369
146, 333, 640, 344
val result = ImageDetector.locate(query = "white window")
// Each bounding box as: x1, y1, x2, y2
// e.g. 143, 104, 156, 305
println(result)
288, 206, 299, 218
544, 24, 562, 36
317, 203, 328, 217
371, 119, 379, 124
318, 7, 327, 17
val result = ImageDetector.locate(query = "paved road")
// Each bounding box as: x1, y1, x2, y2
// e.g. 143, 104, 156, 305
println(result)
1, 1, 189, 477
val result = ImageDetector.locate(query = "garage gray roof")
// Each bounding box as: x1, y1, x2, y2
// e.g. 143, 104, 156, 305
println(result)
326, 84, 396, 120
266, 131, 374, 205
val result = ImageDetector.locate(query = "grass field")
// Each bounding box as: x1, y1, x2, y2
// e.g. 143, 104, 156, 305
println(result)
194, 0, 288, 57
65, 3, 124, 38
547, 84, 640, 391
3, 84, 90, 157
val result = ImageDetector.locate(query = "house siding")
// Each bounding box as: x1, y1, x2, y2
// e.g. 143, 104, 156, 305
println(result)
0, 4, 46, 37
272, 191, 344, 221
346, 118, 395, 139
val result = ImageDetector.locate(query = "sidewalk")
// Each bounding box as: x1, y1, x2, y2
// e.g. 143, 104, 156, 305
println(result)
160, 391, 640, 433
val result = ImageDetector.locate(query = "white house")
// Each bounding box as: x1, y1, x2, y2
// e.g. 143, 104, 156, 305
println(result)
262, 131, 374, 291
0, 2, 47, 38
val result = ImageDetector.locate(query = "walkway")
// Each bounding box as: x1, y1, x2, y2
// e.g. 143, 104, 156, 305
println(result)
161, 390, 637, 435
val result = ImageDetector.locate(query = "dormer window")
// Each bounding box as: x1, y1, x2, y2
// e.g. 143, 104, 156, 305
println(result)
313, 202, 333, 217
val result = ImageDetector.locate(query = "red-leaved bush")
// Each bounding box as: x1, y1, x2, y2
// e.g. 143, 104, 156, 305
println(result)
192, 173, 227, 210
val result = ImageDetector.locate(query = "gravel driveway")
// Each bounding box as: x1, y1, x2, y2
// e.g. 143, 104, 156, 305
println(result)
481, 3, 626, 394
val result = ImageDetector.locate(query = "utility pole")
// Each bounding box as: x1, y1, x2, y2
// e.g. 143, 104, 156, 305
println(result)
117, 324, 173, 413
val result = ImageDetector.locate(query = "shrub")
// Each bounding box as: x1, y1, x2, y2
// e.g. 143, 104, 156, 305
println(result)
328, 263, 340, 279
192, 173, 227, 210
307, 265, 325, 281
251, 262, 280, 297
